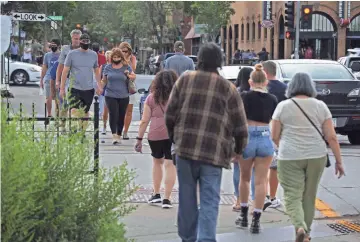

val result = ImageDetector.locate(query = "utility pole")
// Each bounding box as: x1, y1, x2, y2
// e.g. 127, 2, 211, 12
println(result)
43, 1, 48, 50
294, 0, 300, 59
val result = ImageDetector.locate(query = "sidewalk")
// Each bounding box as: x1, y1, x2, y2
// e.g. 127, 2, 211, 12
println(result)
99, 121, 360, 241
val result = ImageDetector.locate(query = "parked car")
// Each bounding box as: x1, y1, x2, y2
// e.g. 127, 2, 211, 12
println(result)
2, 58, 42, 85
273, 59, 360, 145
138, 87, 150, 120
218, 65, 254, 85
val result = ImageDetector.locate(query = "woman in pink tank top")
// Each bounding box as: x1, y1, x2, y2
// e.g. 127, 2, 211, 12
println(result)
134, 70, 178, 208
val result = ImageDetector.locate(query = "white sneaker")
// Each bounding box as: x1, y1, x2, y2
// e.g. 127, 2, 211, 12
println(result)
263, 197, 272, 211
112, 134, 119, 145
101, 127, 106, 135
269, 198, 281, 208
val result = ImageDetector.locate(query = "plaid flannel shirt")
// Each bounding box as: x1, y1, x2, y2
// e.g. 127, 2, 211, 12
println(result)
165, 71, 248, 169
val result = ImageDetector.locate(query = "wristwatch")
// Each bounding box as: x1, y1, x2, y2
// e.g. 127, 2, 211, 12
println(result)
136, 137, 143, 141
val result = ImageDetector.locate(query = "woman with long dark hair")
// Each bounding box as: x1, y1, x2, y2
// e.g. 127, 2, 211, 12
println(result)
99, 48, 136, 144
134, 70, 178, 209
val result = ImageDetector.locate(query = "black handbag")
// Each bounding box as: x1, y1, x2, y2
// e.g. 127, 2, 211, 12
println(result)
291, 99, 331, 168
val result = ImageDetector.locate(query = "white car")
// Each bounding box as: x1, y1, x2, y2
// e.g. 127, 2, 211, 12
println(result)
218, 65, 254, 84
2, 58, 42, 85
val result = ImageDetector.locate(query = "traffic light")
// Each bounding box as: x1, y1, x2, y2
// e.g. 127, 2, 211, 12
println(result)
285, 30, 295, 40
76, 24, 81, 30
301, 5, 313, 29
284, 1, 295, 29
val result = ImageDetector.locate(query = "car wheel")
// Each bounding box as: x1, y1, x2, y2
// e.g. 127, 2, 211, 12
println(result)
11, 70, 29, 85
348, 132, 360, 145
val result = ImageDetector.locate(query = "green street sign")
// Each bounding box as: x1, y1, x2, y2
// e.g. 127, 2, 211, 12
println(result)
48, 16, 63, 21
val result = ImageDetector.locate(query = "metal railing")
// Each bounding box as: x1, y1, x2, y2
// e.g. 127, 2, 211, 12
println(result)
4, 96, 100, 176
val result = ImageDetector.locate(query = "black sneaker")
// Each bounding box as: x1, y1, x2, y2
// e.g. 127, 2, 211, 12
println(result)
44, 116, 52, 125
148, 194, 162, 204
162, 199, 173, 209
250, 211, 262, 234
235, 206, 249, 228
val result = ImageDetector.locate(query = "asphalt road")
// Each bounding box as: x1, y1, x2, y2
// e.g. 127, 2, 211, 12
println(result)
3, 78, 360, 241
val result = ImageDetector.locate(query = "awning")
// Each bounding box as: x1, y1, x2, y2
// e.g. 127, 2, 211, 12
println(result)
185, 27, 201, 40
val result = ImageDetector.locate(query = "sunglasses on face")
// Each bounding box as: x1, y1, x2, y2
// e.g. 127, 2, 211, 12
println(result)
121, 50, 129, 54
80, 39, 91, 44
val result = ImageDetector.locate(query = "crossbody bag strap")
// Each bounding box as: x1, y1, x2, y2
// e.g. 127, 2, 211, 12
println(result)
291, 99, 326, 142
159, 104, 165, 114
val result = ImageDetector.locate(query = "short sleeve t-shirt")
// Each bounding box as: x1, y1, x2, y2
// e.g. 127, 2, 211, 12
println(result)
58, 45, 72, 65
50, 61, 59, 81
43, 52, 60, 82
145, 93, 169, 141
272, 97, 332, 160
103, 64, 132, 98
64, 49, 98, 90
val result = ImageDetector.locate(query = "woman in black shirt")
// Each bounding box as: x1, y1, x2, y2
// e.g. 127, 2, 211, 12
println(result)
235, 64, 278, 234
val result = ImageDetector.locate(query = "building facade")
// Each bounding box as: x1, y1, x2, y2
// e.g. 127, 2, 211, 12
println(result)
222, 1, 360, 64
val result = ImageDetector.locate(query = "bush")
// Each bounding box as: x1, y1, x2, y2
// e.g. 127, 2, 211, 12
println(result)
1, 107, 137, 242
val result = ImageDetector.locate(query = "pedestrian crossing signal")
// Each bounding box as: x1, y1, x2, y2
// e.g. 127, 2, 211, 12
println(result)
285, 30, 295, 40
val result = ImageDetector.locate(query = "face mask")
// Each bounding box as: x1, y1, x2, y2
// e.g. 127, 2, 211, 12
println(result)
51, 47, 58, 52
113, 60, 121, 64
80, 43, 89, 50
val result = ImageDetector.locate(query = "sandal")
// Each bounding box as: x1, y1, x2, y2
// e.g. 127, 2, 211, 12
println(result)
296, 228, 306, 242
232, 204, 241, 212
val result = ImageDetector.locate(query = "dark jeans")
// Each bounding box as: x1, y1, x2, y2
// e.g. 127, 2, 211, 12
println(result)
105, 96, 129, 136
176, 156, 222, 242
11, 54, 18, 61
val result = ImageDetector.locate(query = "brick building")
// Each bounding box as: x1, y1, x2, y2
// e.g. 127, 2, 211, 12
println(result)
221, 1, 360, 64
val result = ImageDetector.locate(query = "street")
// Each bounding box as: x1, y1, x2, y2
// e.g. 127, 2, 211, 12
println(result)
4, 79, 360, 242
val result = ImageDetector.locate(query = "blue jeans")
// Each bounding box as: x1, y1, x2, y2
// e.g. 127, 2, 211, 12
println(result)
176, 156, 222, 242
233, 162, 255, 200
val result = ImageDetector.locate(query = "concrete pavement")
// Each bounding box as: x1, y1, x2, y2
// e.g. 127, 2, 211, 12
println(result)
5, 83, 360, 241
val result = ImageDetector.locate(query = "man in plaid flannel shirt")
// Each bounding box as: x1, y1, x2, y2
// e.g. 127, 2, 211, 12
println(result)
165, 43, 248, 241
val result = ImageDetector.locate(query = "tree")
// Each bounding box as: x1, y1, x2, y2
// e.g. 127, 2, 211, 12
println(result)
141, 1, 183, 52
116, 1, 148, 47
186, 1, 235, 42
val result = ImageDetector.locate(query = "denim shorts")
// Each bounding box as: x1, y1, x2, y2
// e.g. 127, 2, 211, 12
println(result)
243, 126, 274, 160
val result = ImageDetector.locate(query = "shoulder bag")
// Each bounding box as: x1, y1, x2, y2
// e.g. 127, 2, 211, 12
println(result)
126, 65, 137, 95
291, 99, 331, 168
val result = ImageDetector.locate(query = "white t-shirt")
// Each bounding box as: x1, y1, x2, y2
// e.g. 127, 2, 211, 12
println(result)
272, 97, 332, 160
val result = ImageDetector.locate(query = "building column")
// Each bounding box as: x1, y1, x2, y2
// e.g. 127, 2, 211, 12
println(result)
226, 26, 230, 65
337, 27, 346, 58
284, 39, 293, 59
273, 25, 279, 60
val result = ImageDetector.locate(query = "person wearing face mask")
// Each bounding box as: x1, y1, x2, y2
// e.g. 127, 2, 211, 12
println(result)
60, 33, 101, 132
40, 38, 61, 122
99, 48, 136, 144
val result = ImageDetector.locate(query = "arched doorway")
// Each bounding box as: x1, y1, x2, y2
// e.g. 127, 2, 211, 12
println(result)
346, 14, 360, 50
299, 12, 337, 60
278, 15, 285, 59
228, 26, 233, 64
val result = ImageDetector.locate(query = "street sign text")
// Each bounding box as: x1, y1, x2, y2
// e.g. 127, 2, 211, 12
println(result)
12, 12, 46, 22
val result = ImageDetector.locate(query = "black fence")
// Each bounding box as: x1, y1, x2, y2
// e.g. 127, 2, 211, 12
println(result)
4, 96, 100, 176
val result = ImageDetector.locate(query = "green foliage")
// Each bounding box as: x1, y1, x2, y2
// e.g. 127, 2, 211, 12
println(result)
187, 1, 235, 41
1, 107, 137, 241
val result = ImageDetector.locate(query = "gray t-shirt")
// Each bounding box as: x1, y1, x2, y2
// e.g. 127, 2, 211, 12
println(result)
43, 51, 60, 82
272, 97, 332, 160
103, 64, 131, 99
58, 45, 72, 65
64, 49, 98, 90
